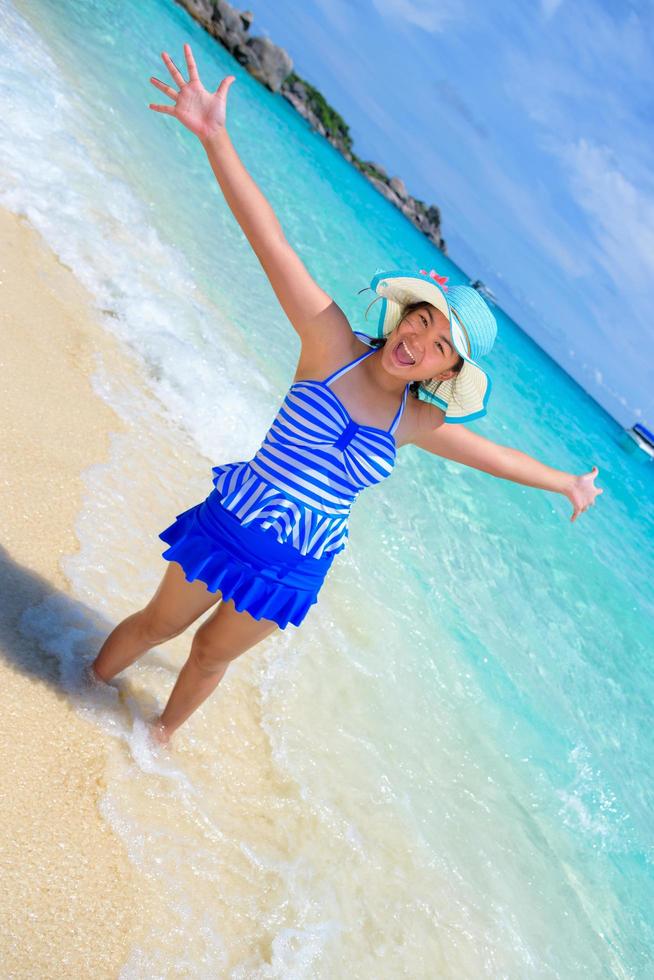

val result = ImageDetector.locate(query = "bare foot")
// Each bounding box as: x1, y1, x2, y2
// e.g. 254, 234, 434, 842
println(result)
148, 717, 171, 749
84, 662, 109, 688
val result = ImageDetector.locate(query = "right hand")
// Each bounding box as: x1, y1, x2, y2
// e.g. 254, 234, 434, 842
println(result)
148, 43, 235, 143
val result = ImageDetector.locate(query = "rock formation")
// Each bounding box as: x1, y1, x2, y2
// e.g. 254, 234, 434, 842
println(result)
175, 0, 292, 91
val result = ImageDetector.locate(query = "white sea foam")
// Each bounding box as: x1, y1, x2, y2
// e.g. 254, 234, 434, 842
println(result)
0, 0, 272, 470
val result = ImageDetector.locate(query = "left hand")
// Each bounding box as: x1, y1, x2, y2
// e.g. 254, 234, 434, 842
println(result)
564, 465, 604, 522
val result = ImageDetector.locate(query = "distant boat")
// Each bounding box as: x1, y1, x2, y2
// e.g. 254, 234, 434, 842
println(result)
625, 423, 654, 460
469, 279, 497, 304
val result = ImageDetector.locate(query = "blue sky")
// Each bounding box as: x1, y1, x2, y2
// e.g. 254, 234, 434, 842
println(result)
237, 0, 654, 429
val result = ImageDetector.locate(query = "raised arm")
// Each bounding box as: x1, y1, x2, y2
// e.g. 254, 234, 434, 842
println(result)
149, 44, 351, 342
413, 423, 603, 522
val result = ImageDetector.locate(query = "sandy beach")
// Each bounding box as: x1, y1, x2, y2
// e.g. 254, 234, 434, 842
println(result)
0, 206, 159, 977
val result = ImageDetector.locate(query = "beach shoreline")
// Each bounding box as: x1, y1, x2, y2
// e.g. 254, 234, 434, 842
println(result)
0, 206, 159, 976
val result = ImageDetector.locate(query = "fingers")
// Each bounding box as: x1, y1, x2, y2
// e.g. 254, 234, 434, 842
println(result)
569, 467, 604, 522
148, 103, 175, 115
161, 50, 185, 88
150, 76, 178, 102
215, 74, 236, 96
574, 502, 595, 521
571, 502, 592, 521
183, 42, 199, 82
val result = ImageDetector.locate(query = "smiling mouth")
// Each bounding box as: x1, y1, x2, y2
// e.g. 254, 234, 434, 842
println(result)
393, 339, 417, 367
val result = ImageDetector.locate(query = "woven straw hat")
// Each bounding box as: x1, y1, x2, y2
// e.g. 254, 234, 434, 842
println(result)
365, 270, 498, 423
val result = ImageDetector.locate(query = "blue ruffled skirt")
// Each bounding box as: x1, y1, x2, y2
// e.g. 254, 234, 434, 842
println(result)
158, 487, 334, 630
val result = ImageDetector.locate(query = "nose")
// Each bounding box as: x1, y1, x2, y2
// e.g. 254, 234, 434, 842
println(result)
404, 332, 424, 359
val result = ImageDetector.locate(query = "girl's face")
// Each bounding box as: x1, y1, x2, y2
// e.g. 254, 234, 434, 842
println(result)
381, 303, 461, 383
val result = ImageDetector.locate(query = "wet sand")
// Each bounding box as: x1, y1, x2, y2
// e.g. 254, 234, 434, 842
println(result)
0, 206, 159, 977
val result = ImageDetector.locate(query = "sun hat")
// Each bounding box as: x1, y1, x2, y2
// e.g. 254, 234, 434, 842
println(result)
364, 269, 498, 423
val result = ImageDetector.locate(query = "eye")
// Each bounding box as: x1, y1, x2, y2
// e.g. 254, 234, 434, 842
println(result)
420, 314, 428, 326
434, 340, 444, 352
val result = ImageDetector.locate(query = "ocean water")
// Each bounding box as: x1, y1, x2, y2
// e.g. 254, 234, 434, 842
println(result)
2, 0, 654, 976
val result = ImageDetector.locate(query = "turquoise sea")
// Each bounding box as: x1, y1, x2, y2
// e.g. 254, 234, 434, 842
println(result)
2, 0, 654, 975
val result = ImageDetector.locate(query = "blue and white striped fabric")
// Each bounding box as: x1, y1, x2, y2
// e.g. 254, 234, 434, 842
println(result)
212, 337, 409, 559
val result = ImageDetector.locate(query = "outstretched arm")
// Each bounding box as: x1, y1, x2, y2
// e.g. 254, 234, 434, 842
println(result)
412, 423, 603, 522
148, 44, 350, 342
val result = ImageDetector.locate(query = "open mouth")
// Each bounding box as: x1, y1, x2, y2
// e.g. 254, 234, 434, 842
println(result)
393, 339, 417, 367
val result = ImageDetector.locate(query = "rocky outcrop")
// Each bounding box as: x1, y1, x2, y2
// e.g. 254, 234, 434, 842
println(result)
243, 36, 292, 92
278, 73, 447, 251
174, 0, 447, 252
175, 0, 291, 91
281, 73, 354, 156
282, 76, 329, 139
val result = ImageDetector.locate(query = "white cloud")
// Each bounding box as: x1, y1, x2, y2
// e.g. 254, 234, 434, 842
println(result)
560, 138, 654, 293
506, 6, 650, 132
370, 0, 464, 33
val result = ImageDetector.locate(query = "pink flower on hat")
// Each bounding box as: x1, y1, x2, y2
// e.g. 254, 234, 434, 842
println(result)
419, 268, 449, 291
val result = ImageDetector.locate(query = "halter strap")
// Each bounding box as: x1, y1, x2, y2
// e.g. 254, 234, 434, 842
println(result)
389, 384, 409, 435
323, 339, 410, 436
322, 347, 376, 386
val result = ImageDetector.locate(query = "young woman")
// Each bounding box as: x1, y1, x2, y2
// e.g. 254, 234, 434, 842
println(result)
89, 44, 602, 747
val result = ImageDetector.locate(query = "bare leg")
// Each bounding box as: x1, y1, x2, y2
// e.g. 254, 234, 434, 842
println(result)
151, 598, 278, 745
92, 561, 220, 682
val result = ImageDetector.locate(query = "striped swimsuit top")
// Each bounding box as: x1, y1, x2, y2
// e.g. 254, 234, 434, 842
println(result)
211, 334, 410, 560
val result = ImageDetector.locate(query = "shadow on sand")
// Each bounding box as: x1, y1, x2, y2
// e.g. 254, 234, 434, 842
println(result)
0, 544, 176, 714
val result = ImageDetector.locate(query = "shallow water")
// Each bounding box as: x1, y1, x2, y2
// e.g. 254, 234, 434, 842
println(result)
3, 0, 654, 975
